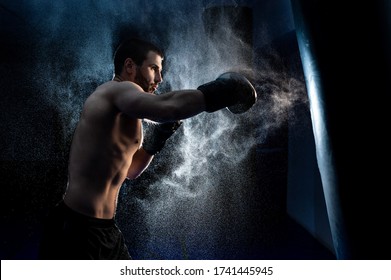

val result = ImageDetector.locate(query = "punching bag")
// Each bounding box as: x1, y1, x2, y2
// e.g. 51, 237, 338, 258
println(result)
290, 0, 391, 259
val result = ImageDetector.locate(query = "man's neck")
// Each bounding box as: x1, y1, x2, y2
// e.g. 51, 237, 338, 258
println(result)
113, 75, 124, 82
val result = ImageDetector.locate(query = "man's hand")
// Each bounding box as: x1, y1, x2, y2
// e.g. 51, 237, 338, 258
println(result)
142, 121, 183, 155
197, 71, 257, 114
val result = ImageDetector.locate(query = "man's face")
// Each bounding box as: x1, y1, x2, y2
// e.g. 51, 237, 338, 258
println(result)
134, 51, 163, 93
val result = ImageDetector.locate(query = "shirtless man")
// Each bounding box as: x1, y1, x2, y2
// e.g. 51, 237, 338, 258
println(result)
38, 38, 256, 259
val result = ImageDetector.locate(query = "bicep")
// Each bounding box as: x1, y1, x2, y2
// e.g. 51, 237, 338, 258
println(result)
112, 83, 205, 122
111, 83, 176, 121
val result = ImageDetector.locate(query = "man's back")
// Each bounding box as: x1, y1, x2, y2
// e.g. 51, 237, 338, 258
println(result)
64, 81, 142, 219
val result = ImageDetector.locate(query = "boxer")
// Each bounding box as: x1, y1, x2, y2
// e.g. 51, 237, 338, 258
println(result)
38, 37, 257, 260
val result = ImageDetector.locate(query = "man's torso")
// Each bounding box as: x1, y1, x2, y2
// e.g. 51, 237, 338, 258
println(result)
64, 81, 142, 219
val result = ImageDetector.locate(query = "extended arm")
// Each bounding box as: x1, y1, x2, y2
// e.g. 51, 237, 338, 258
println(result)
111, 72, 257, 122
121, 72, 257, 179
112, 82, 206, 122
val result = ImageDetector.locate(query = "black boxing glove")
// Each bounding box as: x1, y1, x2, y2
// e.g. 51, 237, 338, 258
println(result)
197, 72, 257, 114
142, 121, 183, 155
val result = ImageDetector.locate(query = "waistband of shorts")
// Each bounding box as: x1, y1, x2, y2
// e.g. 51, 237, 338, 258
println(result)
57, 200, 116, 228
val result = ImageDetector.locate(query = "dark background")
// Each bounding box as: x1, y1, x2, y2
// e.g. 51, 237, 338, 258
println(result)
1, 0, 336, 260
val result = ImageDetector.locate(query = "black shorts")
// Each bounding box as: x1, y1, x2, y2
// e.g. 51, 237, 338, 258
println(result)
39, 200, 131, 260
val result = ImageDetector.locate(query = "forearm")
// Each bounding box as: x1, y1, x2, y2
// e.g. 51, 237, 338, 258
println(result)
168, 89, 206, 117
126, 148, 154, 180
158, 71, 257, 118
113, 72, 256, 122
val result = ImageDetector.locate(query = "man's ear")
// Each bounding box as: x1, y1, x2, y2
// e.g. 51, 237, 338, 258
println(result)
124, 58, 136, 74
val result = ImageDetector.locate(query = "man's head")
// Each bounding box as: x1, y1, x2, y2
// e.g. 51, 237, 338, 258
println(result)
114, 38, 164, 93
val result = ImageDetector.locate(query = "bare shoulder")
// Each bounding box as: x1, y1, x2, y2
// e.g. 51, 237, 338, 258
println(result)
81, 82, 119, 117
81, 81, 146, 119
95, 80, 143, 96
86, 81, 139, 106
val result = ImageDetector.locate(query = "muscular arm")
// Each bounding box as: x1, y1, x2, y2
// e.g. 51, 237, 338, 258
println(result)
110, 82, 206, 122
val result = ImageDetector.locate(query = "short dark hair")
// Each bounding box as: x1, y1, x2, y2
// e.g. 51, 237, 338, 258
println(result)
113, 38, 164, 75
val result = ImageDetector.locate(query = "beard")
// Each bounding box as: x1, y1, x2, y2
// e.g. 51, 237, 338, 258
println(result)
134, 67, 155, 93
